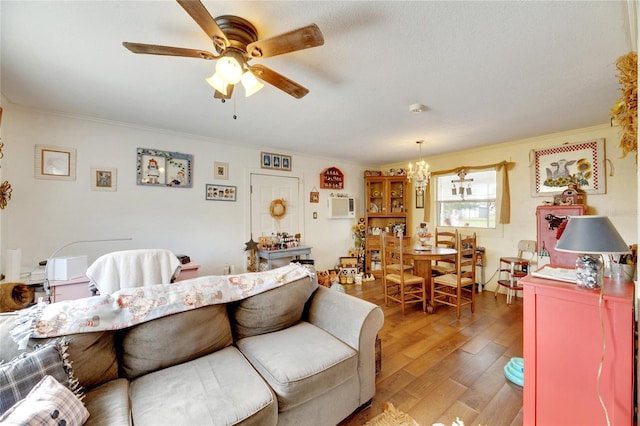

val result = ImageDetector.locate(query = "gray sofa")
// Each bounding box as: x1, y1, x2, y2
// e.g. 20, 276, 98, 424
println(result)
0, 274, 384, 425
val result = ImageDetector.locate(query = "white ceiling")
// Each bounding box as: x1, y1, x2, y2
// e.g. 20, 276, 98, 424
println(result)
1, 1, 634, 165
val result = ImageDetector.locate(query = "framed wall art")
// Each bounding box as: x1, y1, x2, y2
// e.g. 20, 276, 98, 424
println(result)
260, 151, 292, 171
530, 139, 605, 197
214, 162, 229, 180
206, 184, 237, 201
91, 167, 117, 192
35, 145, 76, 180
415, 188, 424, 209
137, 148, 192, 188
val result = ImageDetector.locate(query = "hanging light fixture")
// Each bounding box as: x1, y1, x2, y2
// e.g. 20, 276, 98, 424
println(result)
407, 140, 431, 191
205, 50, 264, 97
451, 169, 474, 200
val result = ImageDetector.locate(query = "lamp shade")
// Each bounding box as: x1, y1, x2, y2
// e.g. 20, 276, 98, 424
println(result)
555, 215, 629, 254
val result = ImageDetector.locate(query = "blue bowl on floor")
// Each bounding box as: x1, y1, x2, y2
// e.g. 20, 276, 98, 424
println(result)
504, 357, 524, 387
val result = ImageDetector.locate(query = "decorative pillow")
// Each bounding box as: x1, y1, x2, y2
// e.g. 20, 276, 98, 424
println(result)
0, 375, 89, 425
0, 339, 82, 415
231, 275, 318, 340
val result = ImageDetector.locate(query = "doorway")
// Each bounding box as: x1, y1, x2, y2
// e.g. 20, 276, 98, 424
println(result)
250, 173, 302, 244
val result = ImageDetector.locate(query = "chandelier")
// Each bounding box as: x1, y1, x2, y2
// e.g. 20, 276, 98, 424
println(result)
407, 140, 431, 191
451, 169, 474, 200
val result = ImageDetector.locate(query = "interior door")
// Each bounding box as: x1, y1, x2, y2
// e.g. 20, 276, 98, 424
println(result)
250, 173, 301, 241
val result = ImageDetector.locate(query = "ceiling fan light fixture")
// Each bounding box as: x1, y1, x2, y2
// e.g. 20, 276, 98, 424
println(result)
206, 73, 229, 95
215, 52, 244, 84
241, 70, 264, 97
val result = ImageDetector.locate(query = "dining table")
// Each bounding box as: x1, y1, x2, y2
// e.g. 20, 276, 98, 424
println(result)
403, 247, 457, 312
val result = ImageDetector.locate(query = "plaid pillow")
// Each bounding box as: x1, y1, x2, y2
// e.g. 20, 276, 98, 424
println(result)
0, 339, 81, 415
0, 375, 89, 425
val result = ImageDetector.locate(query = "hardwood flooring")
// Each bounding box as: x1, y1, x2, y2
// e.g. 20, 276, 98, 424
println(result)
338, 280, 524, 426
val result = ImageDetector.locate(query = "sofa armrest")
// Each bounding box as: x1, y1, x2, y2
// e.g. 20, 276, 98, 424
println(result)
307, 286, 384, 405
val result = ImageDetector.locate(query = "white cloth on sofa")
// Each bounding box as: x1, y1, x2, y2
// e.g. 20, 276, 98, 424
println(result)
86, 249, 181, 295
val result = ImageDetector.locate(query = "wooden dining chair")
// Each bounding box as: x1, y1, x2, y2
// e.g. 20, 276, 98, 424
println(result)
381, 231, 426, 315
431, 228, 458, 276
431, 232, 476, 319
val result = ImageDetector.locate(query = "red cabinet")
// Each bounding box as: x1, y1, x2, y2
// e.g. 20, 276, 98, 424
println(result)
522, 274, 634, 425
536, 205, 587, 268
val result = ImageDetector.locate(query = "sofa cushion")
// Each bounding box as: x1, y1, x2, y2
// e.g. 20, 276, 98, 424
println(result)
236, 321, 357, 411
231, 276, 318, 339
130, 346, 277, 426
0, 375, 89, 426
0, 312, 119, 392
83, 378, 130, 426
0, 339, 81, 415
119, 303, 233, 379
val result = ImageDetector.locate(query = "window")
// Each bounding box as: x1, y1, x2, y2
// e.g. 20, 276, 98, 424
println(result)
435, 170, 497, 229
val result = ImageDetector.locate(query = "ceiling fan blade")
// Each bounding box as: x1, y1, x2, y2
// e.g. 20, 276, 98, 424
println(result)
247, 24, 324, 58
123, 42, 215, 59
176, 0, 229, 50
213, 85, 234, 100
249, 64, 309, 99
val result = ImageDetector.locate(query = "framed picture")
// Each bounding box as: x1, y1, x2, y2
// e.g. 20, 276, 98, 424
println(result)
206, 184, 237, 201
310, 190, 319, 203
214, 162, 229, 180
261, 152, 272, 169
35, 145, 76, 180
415, 188, 424, 209
260, 151, 292, 171
281, 155, 292, 171
530, 139, 605, 197
136, 148, 192, 188
91, 167, 117, 191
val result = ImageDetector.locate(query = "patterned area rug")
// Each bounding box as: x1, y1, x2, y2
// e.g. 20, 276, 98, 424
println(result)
364, 402, 420, 426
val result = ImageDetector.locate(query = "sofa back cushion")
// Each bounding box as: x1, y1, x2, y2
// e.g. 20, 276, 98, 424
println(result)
230, 276, 318, 340
0, 313, 118, 391
119, 304, 233, 379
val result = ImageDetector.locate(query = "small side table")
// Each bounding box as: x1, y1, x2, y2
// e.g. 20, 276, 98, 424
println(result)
257, 246, 312, 270
495, 256, 529, 304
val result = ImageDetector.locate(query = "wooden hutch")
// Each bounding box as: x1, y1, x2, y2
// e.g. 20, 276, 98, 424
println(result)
364, 175, 411, 277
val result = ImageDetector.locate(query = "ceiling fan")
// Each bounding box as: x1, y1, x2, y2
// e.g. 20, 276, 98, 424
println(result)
123, 0, 324, 100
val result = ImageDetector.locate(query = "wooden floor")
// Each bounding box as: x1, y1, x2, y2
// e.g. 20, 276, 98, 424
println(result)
338, 280, 524, 426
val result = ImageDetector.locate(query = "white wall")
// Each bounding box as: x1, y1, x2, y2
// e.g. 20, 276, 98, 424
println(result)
0, 103, 367, 276
387, 124, 638, 291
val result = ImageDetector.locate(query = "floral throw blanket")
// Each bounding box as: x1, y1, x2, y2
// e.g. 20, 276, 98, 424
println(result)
11, 264, 313, 349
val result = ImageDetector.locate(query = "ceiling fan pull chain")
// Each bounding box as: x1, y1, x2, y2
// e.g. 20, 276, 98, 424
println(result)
233, 96, 238, 120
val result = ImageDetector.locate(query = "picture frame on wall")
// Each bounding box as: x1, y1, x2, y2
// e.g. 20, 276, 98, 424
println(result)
136, 147, 193, 188
530, 139, 605, 197
261, 152, 272, 169
35, 145, 76, 181
415, 188, 424, 209
272, 155, 281, 169
206, 184, 237, 201
91, 167, 117, 191
260, 151, 292, 171
214, 162, 229, 180
281, 155, 292, 171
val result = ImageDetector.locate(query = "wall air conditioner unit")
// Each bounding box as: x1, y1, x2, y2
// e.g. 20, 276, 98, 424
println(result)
328, 197, 356, 219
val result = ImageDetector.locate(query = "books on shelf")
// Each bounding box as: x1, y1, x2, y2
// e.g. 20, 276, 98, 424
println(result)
531, 265, 577, 283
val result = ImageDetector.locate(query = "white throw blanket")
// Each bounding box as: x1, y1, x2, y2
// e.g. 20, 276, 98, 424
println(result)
11, 264, 314, 349
86, 249, 182, 295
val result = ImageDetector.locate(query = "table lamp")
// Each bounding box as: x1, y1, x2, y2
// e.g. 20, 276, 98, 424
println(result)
555, 215, 629, 289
